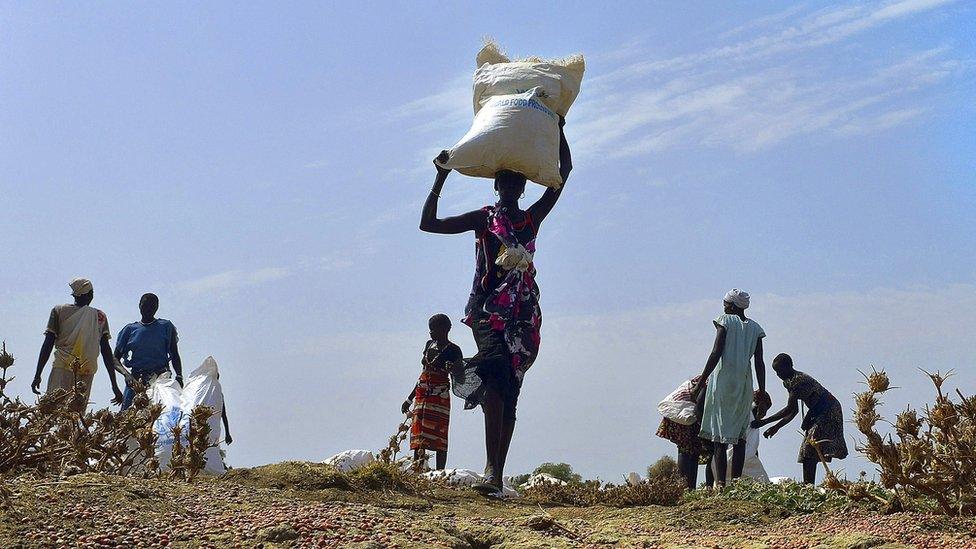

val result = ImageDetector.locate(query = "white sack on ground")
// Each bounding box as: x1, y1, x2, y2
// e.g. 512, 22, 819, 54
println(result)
524, 472, 568, 488
422, 469, 519, 497
437, 41, 584, 189
421, 468, 483, 487
149, 372, 186, 471
182, 356, 227, 475
657, 380, 698, 426
712, 424, 769, 483
325, 449, 375, 472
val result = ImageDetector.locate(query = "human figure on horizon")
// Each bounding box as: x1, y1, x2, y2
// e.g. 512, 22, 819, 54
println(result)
691, 289, 768, 488
656, 374, 712, 490
419, 116, 572, 496
402, 314, 462, 470
753, 353, 848, 484
32, 278, 126, 412
114, 293, 183, 411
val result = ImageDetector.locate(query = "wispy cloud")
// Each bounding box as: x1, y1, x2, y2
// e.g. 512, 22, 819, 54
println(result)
177, 267, 291, 296
391, 74, 471, 134
570, 1, 963, 158
392, 1, 965, 162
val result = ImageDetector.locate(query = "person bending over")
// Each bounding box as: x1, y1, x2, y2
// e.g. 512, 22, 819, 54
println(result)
753, 353, 848, 484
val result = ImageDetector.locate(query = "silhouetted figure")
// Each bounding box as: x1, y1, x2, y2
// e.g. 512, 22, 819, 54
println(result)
32, 278, 124, 412
419, 117, 572, 495
114, 293, 183, 410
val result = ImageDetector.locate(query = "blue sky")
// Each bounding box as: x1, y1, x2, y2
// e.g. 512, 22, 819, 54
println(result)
1, 1, 974, 482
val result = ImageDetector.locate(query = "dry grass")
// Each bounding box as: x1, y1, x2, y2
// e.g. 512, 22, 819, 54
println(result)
521, 475, 685, 507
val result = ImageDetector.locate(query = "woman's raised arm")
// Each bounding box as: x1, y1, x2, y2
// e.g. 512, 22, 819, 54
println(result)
419, 152, 487, 234
528, 117, 572, 226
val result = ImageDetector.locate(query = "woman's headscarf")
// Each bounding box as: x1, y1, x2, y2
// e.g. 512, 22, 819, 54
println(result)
724, 288, 750, 309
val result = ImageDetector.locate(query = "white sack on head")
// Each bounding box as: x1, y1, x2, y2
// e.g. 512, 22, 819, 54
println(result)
181, 356, 226, 475
438, 88, 562, 188
437, 41, 585, 189
473, 40, 585, 117
149, 372, 187, 471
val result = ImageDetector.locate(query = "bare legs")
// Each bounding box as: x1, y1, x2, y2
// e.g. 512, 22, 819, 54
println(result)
413, 449, 448, 470
802, 458, 818, 484
480, 386, 514, 489
710, 440, 747, 487
730, 442, 746, 479
677, 452, 699, 490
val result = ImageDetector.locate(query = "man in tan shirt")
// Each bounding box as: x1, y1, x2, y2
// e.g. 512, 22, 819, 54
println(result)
32, 278, 125, 412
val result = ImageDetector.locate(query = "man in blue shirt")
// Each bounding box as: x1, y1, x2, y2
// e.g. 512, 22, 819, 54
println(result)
114, 293, 183, 410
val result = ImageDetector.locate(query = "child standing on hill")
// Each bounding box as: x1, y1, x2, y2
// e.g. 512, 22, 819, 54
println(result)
753, 353, 848, 484
402, 314, 463, 470
691, 289, 768, 488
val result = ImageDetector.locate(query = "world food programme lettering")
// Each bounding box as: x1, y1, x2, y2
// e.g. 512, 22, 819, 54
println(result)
490, 95, 556, 120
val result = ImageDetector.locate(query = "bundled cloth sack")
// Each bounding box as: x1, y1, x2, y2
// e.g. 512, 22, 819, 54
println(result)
713, 422, 770, 483
437, 41, 584, 189
149, 372, 187, 471
181, 356, 227, 475
325, 449, 375, 473
421, 468, 483, 487
523, 472, 568, 488
657, 379, 698, 426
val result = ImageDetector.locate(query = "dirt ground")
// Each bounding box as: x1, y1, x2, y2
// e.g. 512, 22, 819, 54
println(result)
2, 462, 974, 548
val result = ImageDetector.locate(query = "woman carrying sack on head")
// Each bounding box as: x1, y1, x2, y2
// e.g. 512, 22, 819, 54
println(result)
418, 117, 572, 496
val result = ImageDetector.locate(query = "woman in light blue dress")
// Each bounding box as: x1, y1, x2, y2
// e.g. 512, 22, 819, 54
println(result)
690, 289, 768, 487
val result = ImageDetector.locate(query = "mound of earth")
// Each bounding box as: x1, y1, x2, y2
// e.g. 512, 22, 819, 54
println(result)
2, 463, 974, 548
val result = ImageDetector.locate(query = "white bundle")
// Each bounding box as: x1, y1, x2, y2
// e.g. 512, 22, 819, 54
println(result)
437, 41, 584, 189
657, 380, 698, 426
181, 356, 227, 475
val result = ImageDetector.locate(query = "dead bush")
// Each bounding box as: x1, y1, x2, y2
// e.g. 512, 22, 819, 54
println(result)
0, 342, 161, 478
853, 368, 975, 515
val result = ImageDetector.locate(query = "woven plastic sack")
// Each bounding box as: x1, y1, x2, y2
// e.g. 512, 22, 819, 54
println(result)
657, 380, 698, 425
325, 449, 375, 472
437, 42, 584, 189
181, 356, 227, 475
149, 372, 187, 470
472, 41, 585, 117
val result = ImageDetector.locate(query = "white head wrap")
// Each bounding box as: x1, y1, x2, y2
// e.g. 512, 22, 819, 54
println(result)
69, 278, 93, 296
724, 288, 750, 309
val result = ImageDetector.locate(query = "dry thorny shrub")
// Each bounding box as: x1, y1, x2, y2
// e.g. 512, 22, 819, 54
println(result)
521, 475, 685, 507
0, 339, 217, 489
376, 409, 429, 473
168, 405, 216, 482
849, 367, 975, 515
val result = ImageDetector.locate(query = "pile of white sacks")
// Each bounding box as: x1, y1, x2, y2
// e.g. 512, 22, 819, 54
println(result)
149, 356, 228, 475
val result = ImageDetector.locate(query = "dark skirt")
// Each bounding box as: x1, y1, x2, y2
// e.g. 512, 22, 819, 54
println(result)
452, 312, 519, 421
799, 395, 849, 463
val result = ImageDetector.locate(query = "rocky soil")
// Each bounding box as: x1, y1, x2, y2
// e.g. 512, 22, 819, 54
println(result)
2, 462, 974, 548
